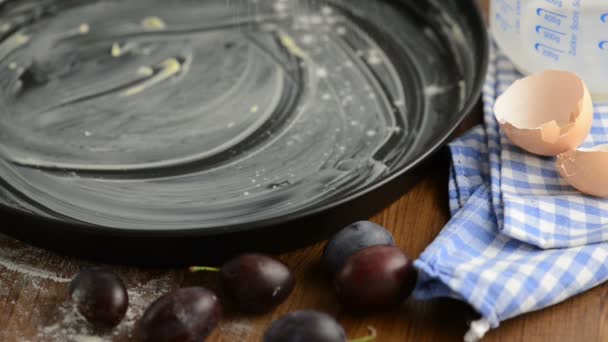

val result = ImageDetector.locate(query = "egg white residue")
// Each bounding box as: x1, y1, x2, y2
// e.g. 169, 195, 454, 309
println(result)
0, 0, 470, 229
0, 0, 414, 229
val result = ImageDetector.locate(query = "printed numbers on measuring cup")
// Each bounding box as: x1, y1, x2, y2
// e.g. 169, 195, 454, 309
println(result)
536, 25, 565, 44
537, 8, 567, 27
534, 8, 568, 60
535, 43, 563, 61
544, 0, 563, 9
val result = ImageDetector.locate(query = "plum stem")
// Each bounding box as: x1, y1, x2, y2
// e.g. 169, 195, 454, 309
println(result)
189, 266, 221, 273
349, 326, 377, 342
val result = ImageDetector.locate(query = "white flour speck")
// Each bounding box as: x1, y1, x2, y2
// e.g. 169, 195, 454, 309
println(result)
300, 34, 314, 45
367, 49, 383, 65
424, 84, 448, 97
218, 321, 254, 341
316, 68, 328, 78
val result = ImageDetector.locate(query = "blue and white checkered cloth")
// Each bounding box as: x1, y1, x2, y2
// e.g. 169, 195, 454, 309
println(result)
413, 42, 608, 338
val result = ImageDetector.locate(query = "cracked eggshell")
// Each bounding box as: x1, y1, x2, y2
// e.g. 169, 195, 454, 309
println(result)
557, 146, 608, 198
494, 70, 593, 156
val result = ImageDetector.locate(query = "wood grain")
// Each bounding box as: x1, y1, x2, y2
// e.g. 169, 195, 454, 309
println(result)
1, 0, 607, 341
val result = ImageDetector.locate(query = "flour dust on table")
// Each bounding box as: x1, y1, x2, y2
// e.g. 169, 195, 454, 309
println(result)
38, 274, 176, 341
0, 234, 253, 341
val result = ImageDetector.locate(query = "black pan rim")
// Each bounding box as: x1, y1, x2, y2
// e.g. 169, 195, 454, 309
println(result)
0, 0, 489, 239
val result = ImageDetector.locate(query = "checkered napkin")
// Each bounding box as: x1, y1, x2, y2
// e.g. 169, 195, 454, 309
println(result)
413, 42, 608, 340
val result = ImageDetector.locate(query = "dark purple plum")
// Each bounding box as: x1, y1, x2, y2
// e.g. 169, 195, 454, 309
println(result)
69, 268, 128, 327
323, 221, 394, 275
264, 310, 346, 342
220, 253, 295, 314
138, 287, 222, 342
334, 245, 417, 313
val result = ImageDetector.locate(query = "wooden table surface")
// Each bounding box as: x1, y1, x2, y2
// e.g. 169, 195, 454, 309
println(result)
1, 1, 606, 341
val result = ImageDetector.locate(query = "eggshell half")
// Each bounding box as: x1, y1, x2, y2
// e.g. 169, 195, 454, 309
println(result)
494, 70, 593, 156
556, 145, 608, 198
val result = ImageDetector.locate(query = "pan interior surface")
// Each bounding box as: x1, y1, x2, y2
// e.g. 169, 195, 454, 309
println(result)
0, 0, 482, 231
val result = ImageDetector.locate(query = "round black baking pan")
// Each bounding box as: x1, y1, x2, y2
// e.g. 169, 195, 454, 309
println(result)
0, 0, 487, 265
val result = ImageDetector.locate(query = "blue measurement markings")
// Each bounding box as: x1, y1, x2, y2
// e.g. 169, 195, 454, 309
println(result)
536, 25, 565, 44
602, 14, 607, 51
537, 8, 567, 27
535, 43, 563, 61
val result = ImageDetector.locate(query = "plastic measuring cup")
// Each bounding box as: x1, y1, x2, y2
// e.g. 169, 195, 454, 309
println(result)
490, 0, 608, 98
